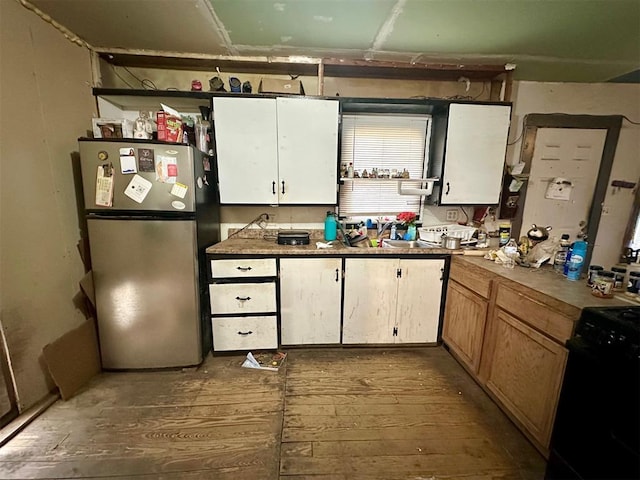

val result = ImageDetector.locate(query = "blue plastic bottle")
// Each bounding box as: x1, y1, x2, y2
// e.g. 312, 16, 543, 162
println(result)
324, 211, 337, 241
566, 240, 587, 281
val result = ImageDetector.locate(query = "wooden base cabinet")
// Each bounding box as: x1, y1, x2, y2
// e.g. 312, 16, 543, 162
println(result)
442, 280, 488, 374
484, 308, 568, 451
208, 258, 278, 351
342, 258, 445, 344
280, 258, 342, 345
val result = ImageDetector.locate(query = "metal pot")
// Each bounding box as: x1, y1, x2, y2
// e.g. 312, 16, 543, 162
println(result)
443, 236, 461, 249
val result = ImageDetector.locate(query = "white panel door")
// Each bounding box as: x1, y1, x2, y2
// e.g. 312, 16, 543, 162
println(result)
276, 97, 339, 204
442, 104, 511, 204
342, 258, 398, 344
519, 128, 606, 240
280, 258, 342, 345
395, 259, 445, 343
213, 97, 278, 204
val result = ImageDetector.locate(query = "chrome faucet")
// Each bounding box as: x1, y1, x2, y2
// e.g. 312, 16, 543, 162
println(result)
377, 221, 395, 240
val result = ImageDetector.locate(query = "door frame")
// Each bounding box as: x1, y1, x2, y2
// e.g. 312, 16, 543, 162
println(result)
510, 114, 622, 267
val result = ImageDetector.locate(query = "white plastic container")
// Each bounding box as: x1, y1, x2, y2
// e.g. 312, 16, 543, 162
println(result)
418, 224, 476, 243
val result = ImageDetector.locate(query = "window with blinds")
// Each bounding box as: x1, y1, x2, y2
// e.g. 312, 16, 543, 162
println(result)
339, 113, 432, 218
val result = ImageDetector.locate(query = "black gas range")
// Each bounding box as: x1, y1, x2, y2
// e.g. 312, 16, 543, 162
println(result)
546, 306, 640, 480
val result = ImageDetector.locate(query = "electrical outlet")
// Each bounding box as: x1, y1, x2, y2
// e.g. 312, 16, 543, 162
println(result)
446, 209, 458, 221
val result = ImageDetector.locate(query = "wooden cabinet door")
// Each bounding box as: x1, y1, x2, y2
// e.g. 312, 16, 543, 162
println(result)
213, 97, 278, 204
280, 258, 342, 345
276, 98, 339, 204
485, 309, 568, 449
442, 280, 488, 373
342, 258, 398, 344
441, 104, 511, 204
395, 259, 445, 343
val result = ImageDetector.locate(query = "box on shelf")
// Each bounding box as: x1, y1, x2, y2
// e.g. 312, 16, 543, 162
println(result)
156, 111, 183, 143
258, 78, 305, 95
92, 118, 134, 139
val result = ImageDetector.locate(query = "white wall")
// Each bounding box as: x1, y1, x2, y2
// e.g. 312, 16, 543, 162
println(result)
0, 0, 96, 410
506, 81, 640, 269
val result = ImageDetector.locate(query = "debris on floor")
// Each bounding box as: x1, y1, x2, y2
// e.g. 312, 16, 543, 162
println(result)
241, 351, 287, 371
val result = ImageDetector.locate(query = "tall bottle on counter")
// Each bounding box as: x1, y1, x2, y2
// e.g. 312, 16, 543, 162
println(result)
554, 234, 571, 273
324, 211, 337, 241
566, 240, 588, 281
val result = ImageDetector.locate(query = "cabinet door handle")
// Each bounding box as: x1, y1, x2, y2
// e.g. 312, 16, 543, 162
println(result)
445, 182, 450, 195
236, 266, 252, 272
237, 331, 253, 336
272, 181, 276, 195
281, 180, 285, 195
335, 268, 339, 282
235, 296, 251, 301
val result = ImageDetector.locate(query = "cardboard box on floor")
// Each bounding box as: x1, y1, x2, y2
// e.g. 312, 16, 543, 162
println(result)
258, 78, 305, 95
43, 319, 101, 400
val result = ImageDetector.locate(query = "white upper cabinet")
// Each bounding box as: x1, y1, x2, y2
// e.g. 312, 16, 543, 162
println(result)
213, 97, 279, 204
440, 103, 511, 205
213, 96, 339, 204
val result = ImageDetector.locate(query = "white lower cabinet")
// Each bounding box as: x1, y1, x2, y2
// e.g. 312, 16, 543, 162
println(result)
208, 258, 278, 352
209, 283, 276, 314
342, 258, 445, 344
212, 316, 277, 351
279, 257, 342, 345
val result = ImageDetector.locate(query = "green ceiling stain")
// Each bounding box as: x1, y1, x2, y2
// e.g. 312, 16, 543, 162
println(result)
211, 0, 397, 50
388, 0, 640, 61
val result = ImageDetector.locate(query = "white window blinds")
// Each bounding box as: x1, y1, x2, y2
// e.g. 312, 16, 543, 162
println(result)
339, 113, 431, 217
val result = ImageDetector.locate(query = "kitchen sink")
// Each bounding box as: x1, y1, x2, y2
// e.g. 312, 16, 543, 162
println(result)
382, 239, 425, 249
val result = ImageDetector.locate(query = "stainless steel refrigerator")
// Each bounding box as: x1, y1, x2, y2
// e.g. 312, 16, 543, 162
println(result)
79, 139, 220, 369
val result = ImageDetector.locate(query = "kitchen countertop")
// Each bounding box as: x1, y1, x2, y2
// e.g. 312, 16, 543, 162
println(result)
206, 229, 465, 256
455, 256, 635, 311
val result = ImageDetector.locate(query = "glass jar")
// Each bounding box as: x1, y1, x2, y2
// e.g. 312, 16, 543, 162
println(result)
611, 266, 627, 291
591, 270, 615, 298
587, 265, 604, 286
628, 271, 640, 294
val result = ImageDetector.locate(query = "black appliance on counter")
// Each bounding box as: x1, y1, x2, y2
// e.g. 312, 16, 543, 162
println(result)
546, 306, 640, 480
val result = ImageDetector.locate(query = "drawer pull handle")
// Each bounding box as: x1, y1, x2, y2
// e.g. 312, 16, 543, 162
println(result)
235, 296, 251, 301
236, 266, 252, 272
237, 331, 253, 336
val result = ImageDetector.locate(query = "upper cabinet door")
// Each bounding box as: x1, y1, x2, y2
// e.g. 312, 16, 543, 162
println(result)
276, 97, 339, 204
441, 104, 511, 205
213, 97, 278, 204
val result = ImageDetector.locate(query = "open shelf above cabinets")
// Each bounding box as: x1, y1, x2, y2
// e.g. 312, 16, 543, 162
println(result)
340, 177, 440, 196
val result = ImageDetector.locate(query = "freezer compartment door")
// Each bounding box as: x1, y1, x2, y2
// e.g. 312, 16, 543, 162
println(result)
88, 218, 202, 369
80, 141, 196, 212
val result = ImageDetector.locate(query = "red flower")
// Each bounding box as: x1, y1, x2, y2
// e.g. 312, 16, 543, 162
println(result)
397, 211, 416, 226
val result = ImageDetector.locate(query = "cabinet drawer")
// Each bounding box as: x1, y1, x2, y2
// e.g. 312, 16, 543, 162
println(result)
495, 284, 573, 343
212, 316, 278, 351
209, 283, 276, 314
210, 258, 276, 278
449, 261, 491, 298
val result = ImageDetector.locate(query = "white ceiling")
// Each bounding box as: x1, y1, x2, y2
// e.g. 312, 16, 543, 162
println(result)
25, 0, 640, 83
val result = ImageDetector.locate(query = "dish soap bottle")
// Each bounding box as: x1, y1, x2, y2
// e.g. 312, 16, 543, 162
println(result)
566, 240, 587, 281
324, 211, 337, 241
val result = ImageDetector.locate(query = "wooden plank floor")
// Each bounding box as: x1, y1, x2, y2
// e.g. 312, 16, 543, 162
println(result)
0, 347, 545, 479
